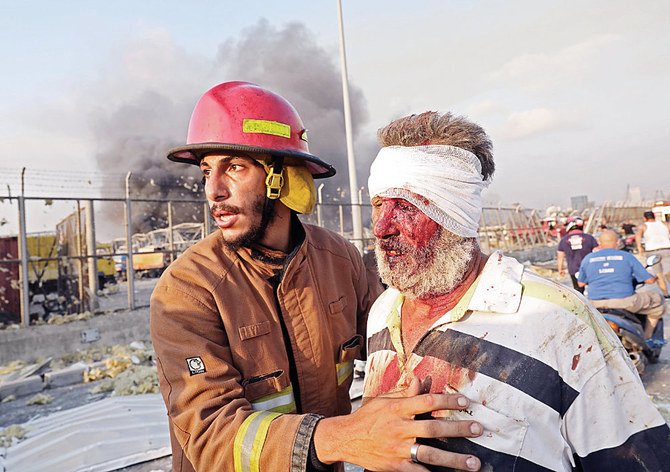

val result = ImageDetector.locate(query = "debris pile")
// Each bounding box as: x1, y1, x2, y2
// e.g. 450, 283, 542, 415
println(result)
84, 342, 159, 396
0, 341, 157, 404
25, 393, 53, 406
0, 340, 159, 452
0, 358, 52, 386
43, 311, 94, 325
0, 425, 28, 448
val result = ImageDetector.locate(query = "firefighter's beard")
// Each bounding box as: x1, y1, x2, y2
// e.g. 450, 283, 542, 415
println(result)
375, 227, 475, 300
211, 196, 276, 251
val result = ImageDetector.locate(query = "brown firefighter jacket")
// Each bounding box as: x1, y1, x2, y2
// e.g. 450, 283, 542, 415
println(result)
150, 222, 381, 471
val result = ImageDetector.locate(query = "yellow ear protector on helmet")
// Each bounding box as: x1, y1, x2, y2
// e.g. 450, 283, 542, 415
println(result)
261, 161, 316, 215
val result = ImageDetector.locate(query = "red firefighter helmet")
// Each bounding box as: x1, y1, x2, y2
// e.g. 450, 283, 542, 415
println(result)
167, 81, 335, 179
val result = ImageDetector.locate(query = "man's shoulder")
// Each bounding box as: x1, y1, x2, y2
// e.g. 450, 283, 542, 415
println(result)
520, 270, 582, 304
581, 250, 600, 263
519, 269, 595, 318
519, 270, 624, 355
303, 223, 360, 258
607, 249, 637, 263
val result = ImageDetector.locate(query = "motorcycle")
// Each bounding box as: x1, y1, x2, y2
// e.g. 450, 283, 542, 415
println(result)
597, 255, 666, 374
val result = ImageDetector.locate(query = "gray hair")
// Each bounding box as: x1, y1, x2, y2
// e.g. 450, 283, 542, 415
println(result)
377, 111, 495, 181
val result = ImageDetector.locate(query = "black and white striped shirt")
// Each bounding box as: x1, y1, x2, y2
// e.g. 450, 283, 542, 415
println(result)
364, 252, 669, 471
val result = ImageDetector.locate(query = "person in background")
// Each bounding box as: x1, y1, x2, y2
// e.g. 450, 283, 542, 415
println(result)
621, 219, 636, 236
150, 82, 483, 472
579, 229, 665, 343
636, 210, 670, 297
556, 217, 598, 293
592, 223, 609, 241
363, 111, 669, 470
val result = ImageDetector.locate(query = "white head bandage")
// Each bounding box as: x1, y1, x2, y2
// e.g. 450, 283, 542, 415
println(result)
368, 145, 490, 238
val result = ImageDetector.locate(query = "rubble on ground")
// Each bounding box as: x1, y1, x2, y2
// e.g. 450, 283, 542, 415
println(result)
84, 342, 159, 396
25, 393, 53, 406
0, 340, 156, 401
0, 358, 52, 385
0, 425, 29, 448
90, 365, 159, 396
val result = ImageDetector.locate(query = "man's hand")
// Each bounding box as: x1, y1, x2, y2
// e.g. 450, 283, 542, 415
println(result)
313, 377, 482, 471
556, 252, 566, 278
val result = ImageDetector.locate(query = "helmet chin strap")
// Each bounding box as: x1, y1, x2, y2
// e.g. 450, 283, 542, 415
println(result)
258, 156, 283, 245
265, 156, 285, 199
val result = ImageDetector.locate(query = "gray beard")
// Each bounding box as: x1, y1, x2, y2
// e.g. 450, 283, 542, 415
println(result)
375, 228, 475, 299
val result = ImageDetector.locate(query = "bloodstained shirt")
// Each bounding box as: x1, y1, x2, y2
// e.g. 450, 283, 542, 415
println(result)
363, 252, 669, 471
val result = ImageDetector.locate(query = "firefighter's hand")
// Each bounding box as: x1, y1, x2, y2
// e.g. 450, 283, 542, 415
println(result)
558, 268, 566, 277
313, 377, 482, 471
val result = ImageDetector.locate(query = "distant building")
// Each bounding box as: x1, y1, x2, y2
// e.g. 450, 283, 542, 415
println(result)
571, 195, 589, 212
625, 185, 643, 204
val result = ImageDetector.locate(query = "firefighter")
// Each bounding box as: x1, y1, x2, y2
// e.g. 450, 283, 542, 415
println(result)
150, 82, 483, 472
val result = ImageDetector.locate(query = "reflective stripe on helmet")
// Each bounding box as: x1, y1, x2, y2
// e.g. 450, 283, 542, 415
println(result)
243, 119, 291, 139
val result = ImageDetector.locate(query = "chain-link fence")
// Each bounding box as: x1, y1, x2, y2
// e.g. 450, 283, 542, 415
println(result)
0, 192, 561, 328
4, 184, 647, 329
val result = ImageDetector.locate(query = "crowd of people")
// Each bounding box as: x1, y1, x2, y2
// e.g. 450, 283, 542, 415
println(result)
149, 81, 669, 471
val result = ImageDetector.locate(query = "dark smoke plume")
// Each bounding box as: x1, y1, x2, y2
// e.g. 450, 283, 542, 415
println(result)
92, 90, 205, 237
92, 20, 376, 239
216, 20, 374, 196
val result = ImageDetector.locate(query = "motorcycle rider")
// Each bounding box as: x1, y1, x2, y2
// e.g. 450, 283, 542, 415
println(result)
556, 217, 597, 293
578, 229, 665, 342
636, 210, 670, 297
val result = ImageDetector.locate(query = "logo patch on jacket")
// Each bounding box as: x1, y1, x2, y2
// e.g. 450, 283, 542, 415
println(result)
186, 357, 206, 375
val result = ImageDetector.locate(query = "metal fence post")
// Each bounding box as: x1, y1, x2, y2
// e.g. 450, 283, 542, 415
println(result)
85, 200, 98, 310
317, 184, 324, 228
167, 201, 175, 263
17, 167, 30, 327
495, 206, 511, 252
203, 203, 211, 235
479, 210, 491, 253
356, 187, 365, 252
339, 205, 344, 236
75, 200, 85, 311
125, 172, 136, 310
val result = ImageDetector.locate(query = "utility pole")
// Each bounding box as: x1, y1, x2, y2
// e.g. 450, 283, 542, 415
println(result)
18, 167, 29, 327
336, 0, 364, 253
124, 172, 136, 310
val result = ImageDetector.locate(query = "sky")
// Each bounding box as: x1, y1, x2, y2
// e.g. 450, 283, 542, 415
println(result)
1, 0, 669, 236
